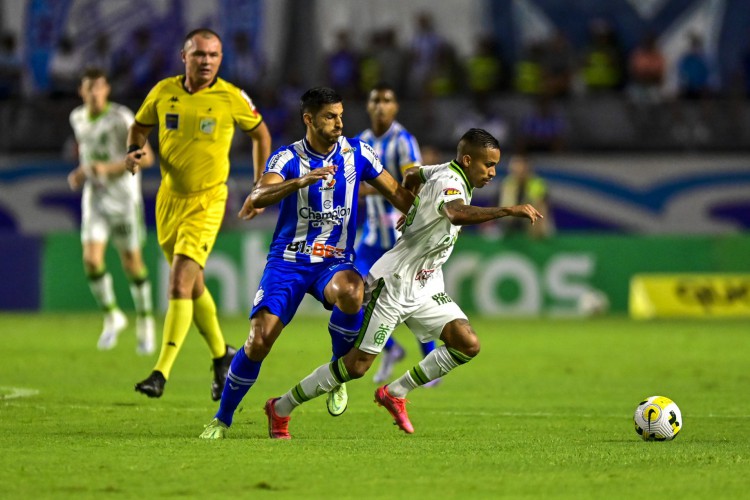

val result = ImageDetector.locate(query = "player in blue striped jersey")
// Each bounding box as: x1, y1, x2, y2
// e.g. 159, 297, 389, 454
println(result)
200, 87, 415, 439
356, 83, 438, 385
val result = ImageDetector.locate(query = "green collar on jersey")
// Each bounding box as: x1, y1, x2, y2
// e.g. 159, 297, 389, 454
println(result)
449, 160, 473, 194
87, 102, 111, 122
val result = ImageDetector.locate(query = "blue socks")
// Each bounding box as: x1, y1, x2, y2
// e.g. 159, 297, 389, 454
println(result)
384, 337, 436, 356
215, 348, 262, 426
328, 306, 363, 360
420, 340, 437, 357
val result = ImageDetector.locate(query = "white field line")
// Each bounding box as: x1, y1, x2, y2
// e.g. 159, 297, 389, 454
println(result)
2, 396, 750, 419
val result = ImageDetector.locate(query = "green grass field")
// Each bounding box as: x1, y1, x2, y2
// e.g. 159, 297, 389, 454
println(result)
1, 313, 748, 499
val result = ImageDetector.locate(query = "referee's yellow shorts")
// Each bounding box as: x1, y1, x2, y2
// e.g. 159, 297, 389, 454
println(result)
155, 183, 227, 268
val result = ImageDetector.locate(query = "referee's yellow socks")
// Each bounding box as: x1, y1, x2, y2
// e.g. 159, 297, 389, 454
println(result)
154, 299, 193, 379
193, 289, 227, 359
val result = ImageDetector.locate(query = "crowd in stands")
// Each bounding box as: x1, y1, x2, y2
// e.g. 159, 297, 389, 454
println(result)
1, 13, 749, 152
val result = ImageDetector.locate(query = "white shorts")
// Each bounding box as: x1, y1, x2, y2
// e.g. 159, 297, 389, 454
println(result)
81, 200, 145, 252
356, 277, 467, 355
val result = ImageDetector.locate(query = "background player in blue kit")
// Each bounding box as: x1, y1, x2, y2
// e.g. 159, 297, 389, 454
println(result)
356, 83, 438, 385
200, 87, 415, 439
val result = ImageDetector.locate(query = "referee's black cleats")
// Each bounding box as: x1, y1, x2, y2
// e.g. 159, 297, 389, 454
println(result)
135, 370, 166, 398
211, 345, 237, 401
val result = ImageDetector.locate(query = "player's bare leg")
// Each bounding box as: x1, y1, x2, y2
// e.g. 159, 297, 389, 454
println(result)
120, 248, 154, 355
84, 241, 127, 350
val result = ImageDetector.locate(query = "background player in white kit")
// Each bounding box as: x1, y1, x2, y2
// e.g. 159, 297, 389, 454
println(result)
67, 68, 156, 355
263, 128, 542, 438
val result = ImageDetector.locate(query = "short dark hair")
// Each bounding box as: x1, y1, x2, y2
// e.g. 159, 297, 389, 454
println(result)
300, 87, 343, 121
80, 67, 108, 83
370, 81, 397, 100
457, 128, 500, 156
183, 28, 222, 48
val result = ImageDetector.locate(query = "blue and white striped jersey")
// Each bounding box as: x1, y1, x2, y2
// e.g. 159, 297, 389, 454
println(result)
357, 121, 421, 250
265, 136, 383, 263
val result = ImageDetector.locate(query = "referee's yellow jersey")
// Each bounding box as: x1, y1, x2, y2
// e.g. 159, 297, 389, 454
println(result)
135, 75, 264, 194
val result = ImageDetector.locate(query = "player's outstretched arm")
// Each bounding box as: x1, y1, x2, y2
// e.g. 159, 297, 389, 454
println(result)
368, 170, 415, 214
246, 165, 336, 210
443, 200, 543, 226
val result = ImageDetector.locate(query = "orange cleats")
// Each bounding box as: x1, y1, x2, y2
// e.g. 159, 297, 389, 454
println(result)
374, 386, 414, 434
264, 398, 291, 439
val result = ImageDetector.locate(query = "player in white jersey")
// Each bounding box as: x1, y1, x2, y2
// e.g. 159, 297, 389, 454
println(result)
263, 129, 542, 438
356, 82, 439, 385
67, 68, 156, 355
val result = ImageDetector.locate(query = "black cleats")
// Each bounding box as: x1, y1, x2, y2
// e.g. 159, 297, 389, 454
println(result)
211, 345, 237, 401
135, 370, 166, 398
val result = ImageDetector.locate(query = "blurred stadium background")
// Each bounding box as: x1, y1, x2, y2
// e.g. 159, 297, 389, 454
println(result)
1, 0, 748, 317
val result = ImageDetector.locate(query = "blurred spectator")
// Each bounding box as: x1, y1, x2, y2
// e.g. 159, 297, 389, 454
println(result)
581, 18, 624, 93
499, 155, 554, 239
627, 33, 665, 105
87, 33, 113, 76
359, 31, 384, 96
256, 86, 292, 146
405, 12, 445, 98
374, 28, 406, 95
326, 30, 360, 98
111, 27, 167, 98
514, 41, 544, 96
517, 95, 567, 152
224, 32, 265, 91
49, 36, 83, 98
0, 33, 22, 99
743, 42, 750, 98
677, 33, 714, 99
420, 143, 444, 165
540, 30, 576, 98
465, 35, 504, 98
427, 42, 461, 97
359, 28, 407, 97
452, 94, 509, 148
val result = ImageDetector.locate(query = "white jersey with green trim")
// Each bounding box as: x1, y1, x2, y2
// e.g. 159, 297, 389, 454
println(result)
368, 160, 472, 300
70, 102, 142, 215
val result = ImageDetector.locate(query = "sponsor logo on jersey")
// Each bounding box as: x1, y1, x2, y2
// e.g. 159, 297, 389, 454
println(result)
267, 151, 287, 173
298, 205, 351, 227
443, 187, 462, 196
431, 292, 453, 305
165, 113, 179, 130
285, 241, 345, 259
319, 176, 336, 191
415, 268, 435, 285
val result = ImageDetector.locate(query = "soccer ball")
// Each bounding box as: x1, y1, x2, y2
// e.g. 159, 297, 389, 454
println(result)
577, 289, 609, 317
633, 396, 682, 441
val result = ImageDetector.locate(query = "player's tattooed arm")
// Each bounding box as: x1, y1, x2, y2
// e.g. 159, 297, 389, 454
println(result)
443, 200, 543, 226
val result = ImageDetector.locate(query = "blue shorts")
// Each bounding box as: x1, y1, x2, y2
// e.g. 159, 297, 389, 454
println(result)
354, 242, 387, 278
250, 258, 361, 326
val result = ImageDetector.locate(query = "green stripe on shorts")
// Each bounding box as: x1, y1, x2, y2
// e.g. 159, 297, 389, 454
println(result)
355, 278, 386, 349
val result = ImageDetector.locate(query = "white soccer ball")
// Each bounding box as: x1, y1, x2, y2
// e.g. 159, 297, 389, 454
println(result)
633, 396, 682, 441
577, 289, 609, 316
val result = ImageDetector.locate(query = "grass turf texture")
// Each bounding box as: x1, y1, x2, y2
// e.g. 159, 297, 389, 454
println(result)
1, 313, 748, 499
